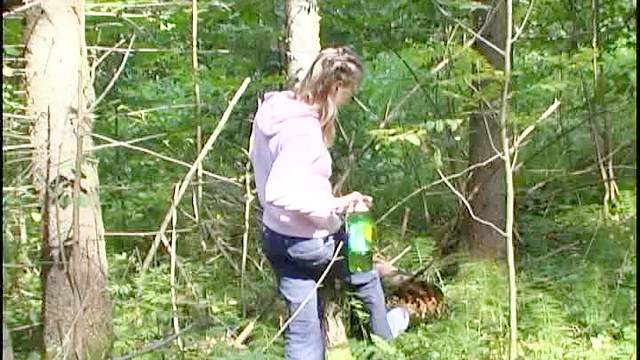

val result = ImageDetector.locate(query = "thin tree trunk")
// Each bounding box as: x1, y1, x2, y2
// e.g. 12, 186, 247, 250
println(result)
589, 0, 619, 214
465, 0, 507, 259
285, 0, 321, 84
284, 0, 350, 353
3, 321, 13, 360
191, 0, 203, 212
25, 0, 113, 358
498, 1, 518, 357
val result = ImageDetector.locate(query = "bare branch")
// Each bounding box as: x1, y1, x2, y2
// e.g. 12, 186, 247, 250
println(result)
85, 11, 147, 18
436, 168, 506, 237
124, 104, 194, 116
2, 113, 33, 120
377, 152, 502, 224
512, 99, 561, 170
388, 2, 501, 118
90, 38, 127, 82
90, 133, 239, 186
87, 46, 229, 54
87, 133, 165, 151
3, 144, 34, 151
2, 0, 42, 18
352, 96, 378, 120
104, 228, 194, 237
141, 77, 251, 272
169, 184, 184, 350
389, 245, 412, 266
241, 132, 254, 316
112, 324, 196, 360
263, 241, 344, 352
433, 1, 506, 58
483, 115, 504, 159
89, 34, 136, 112
512, 0, 535, 42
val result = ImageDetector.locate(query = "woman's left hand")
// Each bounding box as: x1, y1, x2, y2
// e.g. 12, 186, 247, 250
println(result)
334, 192, 372, 214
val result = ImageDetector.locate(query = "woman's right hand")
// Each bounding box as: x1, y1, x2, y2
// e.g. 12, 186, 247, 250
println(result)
334, 191, 372, 214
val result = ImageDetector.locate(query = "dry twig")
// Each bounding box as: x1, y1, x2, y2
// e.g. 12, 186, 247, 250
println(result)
436, 168, 506, 237
262, 241, 344, 352
91, 133, 238, 185
141, 77, 251, 272
89, 34, 136, 112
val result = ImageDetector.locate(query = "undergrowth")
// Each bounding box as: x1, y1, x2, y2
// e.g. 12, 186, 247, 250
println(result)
4, 190, 635, 359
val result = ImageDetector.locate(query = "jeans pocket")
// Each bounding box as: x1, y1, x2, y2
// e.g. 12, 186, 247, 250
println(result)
285, 237, 335, 269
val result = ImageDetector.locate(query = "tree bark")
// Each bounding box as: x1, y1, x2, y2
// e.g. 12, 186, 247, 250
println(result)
3, 321, 13, 360
284, 0, 350, 352
464, 0, 508, 259
24, 0, 113, 358
285, 0, 321, 84
589, 0, 619, 215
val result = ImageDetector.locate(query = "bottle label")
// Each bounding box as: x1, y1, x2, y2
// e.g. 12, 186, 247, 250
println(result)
348, 221, 372, 253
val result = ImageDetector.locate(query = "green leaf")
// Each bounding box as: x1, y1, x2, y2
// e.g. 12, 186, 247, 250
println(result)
433, 147, 443, 169
30, 212, 42, 223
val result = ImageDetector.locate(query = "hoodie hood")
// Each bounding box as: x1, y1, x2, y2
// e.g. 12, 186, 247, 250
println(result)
254, 90, 319, 137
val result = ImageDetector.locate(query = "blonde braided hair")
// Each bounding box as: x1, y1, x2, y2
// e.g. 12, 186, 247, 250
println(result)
293, 46, 363, 146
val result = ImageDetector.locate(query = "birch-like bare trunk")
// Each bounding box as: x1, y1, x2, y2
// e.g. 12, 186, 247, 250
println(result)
25, 0, 113, 358
3, 321, 13, 360
464, 0, 507, 259
285, 0, 321, 84
284, 0, 349, 352
589, 0, 619, 215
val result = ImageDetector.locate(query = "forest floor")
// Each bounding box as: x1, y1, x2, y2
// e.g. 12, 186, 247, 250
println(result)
6, 190, 636, 360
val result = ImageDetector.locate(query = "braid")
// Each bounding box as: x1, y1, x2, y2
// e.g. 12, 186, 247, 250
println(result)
294, 46, 363, 146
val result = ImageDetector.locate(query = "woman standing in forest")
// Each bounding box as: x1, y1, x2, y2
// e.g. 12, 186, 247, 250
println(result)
250, 46, 409, 360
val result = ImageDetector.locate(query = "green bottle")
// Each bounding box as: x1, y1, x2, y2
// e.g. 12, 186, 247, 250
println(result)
346, 210, 374, 273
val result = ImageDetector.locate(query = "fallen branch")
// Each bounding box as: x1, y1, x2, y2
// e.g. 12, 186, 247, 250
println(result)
141, 77, 251, 272
231, 319, 256, 349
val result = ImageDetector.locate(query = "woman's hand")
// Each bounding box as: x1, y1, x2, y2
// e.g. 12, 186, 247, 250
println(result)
334, 191, 373, 214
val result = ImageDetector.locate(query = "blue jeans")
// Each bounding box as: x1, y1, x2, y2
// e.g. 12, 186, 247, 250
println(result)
261, 226, 394, 360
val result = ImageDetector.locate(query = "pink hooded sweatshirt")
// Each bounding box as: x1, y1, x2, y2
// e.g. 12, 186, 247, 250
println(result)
250, 90, 342, 238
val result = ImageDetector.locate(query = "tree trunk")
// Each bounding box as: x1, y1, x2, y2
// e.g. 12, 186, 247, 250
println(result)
589, 0, 619, 215
285, 0, 321, 84
24, 0, 113, 358
3, 321, 13, 360
464, 0, 508, 259
284, 0, 350, 353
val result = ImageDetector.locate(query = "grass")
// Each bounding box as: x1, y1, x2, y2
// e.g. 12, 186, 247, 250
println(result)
4, 189, 635, 359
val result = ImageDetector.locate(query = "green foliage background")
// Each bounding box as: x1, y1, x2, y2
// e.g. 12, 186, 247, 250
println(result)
2, 0, 636, 358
